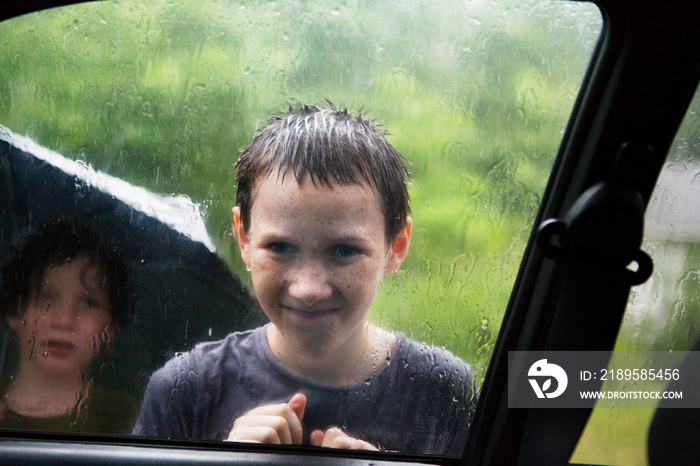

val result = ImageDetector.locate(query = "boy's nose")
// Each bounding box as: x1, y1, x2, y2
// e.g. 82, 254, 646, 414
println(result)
288, 264, 334, 307
48, 301, 76, 329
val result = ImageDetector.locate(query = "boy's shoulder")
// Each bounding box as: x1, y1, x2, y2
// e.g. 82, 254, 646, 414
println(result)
392, 333, 474, 383
192, 326, 264, 360
155, 326, 266, 381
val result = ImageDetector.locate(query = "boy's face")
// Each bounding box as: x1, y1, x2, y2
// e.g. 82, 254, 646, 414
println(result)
7, 254, 113, 377
233, 174, 411, 360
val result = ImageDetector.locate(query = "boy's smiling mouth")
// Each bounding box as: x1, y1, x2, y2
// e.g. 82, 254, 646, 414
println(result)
283, 305, 339, 320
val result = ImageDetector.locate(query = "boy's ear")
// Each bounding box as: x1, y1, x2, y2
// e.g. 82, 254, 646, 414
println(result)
384, 217, 413, 274
232, 206, 252, 267
5, 312, 22, 334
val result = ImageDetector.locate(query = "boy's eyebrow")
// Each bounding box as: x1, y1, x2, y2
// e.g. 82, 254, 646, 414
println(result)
329, 234, 374, 244
255, 230, 373, 245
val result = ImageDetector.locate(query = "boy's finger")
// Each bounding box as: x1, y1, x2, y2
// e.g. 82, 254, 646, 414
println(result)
286, 393, 306, 444
288, 393, 306, 421
321, 427, 379, 451
321, 427, 343, 447
310, 429, 325, 447
227, 421, 283, 444
230, 402, 303, 445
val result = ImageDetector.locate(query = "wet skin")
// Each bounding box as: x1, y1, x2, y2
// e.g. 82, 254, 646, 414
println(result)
233, 174, 411, 380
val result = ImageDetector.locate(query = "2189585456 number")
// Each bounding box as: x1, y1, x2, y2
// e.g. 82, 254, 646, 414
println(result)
599, 368, 680, 381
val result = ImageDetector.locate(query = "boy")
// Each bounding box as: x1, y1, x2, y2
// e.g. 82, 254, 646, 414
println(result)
133, 105, 477, 455
0, 221, 136, 433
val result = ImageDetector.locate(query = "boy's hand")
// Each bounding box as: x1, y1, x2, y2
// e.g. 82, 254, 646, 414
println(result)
226, 393, 306, 445
310, 427, 379, 451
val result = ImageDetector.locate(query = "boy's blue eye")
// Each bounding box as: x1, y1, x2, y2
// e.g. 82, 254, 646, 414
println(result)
332, 244, 359, 258
270, 242, 295, 254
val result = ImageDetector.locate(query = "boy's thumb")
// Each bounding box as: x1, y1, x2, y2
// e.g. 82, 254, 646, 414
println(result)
289, 393, 306, 421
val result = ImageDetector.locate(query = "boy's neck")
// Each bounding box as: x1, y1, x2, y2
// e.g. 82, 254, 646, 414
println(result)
3, 364, 90, 417
265, 324, 396, 386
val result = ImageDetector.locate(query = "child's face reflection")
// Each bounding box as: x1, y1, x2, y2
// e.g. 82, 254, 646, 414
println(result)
8, 254, 113, 377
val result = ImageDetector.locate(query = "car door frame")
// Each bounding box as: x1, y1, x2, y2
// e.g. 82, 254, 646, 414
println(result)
466, 0, 700, 464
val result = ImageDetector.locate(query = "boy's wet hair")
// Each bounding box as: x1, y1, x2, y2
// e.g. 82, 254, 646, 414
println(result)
1, 221, 130, 329
235, 104, 411, 242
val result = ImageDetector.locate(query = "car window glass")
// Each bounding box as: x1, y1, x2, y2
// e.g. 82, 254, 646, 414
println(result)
0, 0, 601, 454
571, 84, 700, 466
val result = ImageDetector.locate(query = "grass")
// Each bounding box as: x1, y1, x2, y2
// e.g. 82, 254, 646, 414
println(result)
571, 408, 656, 466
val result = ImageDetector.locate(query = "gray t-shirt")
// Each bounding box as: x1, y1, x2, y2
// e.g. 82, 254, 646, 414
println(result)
133, 325, 477, 455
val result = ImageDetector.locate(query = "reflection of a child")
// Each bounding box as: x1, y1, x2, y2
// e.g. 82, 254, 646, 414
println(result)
0, 222, 137, 433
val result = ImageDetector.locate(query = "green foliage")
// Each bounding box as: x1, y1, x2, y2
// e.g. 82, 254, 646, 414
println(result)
0, 0, 601, 378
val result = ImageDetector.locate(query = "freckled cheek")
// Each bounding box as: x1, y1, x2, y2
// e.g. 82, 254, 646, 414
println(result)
339, 263, 383, 309
250, 258, 286, 303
